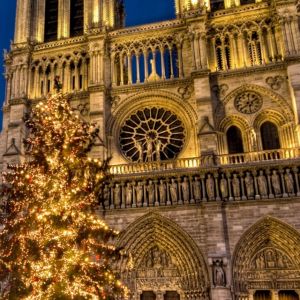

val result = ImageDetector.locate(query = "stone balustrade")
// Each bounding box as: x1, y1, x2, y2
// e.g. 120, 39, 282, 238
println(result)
109, 148, 300, 175
101, 149, 300, 210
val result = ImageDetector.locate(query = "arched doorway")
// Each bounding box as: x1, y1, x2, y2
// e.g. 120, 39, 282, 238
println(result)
254, 290, 271, 300
260, 121, 280, 150
279, 291, 299, 300
141, 291, 156, 300
116, 212, 210, 299
232, 217, 300, 299
226, 126, 244, 154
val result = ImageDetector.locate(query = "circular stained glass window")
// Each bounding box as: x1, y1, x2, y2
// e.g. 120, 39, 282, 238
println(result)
119, 107, 186, 162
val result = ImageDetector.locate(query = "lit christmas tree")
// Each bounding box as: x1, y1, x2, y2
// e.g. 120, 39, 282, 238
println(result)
0, 91, 128, 299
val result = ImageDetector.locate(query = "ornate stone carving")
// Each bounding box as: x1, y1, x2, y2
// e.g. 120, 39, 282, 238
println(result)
147, 180, 155, 206
271, 170, 281, 196
206, 174, 215, 200
232, 174, 241, 199
177, 85, 194, 100
220, 174, 228, 200
258, 170, 268, 197
159, 180, 167, 205
181, 177, 190, 203
114, 184, 121, 207
252, 248, 293, 270
135, 182, 144, 207
234, 91, 263, 114
192, 177, 201, 202
285, 168, 295, 195
119, 107, 186, 162
266, 76, 284, 90
170, 178, 178, 204
213, 260, 226, 287
244, 172, 255, 199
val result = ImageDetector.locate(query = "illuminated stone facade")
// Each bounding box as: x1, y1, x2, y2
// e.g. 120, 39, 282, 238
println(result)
1, 0, 300, 299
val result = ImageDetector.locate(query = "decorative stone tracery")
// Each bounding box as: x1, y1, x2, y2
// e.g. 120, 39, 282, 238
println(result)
119, 107, 186, 162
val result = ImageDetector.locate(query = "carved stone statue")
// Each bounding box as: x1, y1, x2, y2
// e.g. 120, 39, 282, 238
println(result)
155, 140, 162, 162
193, 177, 201, 202
146, 137, 153, 162
258, 170, 268, 197
147, 180, 155, 205
245, 172, 254, 198
159, 179, 167, 204
271, 170, 281, 196
114, 184, 121, 207
135, 182, 144, 207
232, 174, 241, 198
126, 183, 133, 207
255, 254, 265, 269
285, 168, 295, 195
136, 140, 143, 162
220, 174, 228, 199
181, 177, 190, 203
170, 178, 178, 204
206, 174, 215, 200
213, 260, 226, 287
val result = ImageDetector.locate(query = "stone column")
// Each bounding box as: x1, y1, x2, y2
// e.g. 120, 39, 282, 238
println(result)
136, 53, 141, 83
127, 53, 132, 85
111, 53, 116, 86
160, 47, 166, 79
189, 32, 197, 70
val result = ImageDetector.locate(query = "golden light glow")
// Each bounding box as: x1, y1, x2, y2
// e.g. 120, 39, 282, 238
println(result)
0, 93, 129, 299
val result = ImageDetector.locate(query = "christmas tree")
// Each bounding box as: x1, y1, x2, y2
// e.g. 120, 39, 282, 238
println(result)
0, 92, 128, 299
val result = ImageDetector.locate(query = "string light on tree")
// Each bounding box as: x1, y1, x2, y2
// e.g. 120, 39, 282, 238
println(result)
0, 92, 129, 299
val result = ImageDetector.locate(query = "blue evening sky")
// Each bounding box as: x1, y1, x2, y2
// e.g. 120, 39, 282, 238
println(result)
0, 0, 176, 129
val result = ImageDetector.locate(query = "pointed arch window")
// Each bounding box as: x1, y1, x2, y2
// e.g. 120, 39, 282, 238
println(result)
70, 0, 84, 37
227, 126, 244, 154
260, 121, 280, 150
44, 0, 58, 42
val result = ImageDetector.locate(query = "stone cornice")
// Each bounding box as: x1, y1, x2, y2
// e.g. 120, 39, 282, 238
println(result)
209, 62, 287, 79
110, 78, 192, 96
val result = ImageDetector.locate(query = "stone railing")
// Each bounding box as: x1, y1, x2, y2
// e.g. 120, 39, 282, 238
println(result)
101, 149, 300, 210
109, 148, 300, 176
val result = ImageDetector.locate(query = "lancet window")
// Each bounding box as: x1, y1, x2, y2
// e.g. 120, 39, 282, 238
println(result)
260, 121, 280, 150
210, 20, 281, 71
70, 0, 84, 37
29, 53, 89, 98
227, 126, 244, 154
44, 0, 59, 42
111, 38, 181, 87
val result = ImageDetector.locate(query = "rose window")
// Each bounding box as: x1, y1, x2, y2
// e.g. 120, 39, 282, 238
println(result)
119, 107, 186, 162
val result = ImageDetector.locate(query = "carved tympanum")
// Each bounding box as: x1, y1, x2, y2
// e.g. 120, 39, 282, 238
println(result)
252, 248, 293, 270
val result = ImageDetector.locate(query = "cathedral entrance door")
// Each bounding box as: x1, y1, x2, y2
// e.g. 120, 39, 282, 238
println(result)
164, 291, 180, 300
279, 291, 299, 300
254, 290, 271, 300
141, 291, 156, 300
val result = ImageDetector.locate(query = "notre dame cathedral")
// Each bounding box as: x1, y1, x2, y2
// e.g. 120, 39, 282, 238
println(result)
1, 0, 300, 299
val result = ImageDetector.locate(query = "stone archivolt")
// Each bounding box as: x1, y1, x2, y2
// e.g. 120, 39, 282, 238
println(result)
116, 212, 210, 299
233, 217, 300, 297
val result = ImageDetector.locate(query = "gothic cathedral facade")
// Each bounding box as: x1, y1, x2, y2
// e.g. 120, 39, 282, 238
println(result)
1, 0, 300, 299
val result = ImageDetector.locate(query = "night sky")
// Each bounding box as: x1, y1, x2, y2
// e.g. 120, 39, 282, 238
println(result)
0, 0, 176, 129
